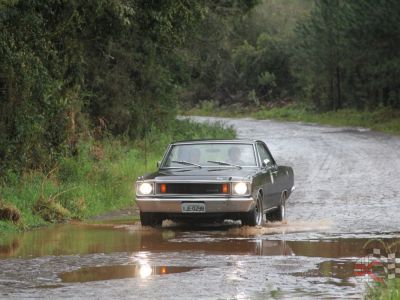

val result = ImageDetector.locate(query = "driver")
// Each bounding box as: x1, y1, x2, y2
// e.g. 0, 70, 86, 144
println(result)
227, 146, 245, 165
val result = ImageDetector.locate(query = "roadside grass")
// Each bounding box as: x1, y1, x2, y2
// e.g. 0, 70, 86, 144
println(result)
365, 279, 400, 299
0, 119, 235, 233
184, 101, 400, 135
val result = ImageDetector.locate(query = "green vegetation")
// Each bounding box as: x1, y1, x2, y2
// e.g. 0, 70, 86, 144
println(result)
0, 120, 235, 232
0, 0, 211, 174
185, 102, 400, 135
0, 1, 241, 231
253, 107, 400, 135
179, 0, 312, 108
294, 0, 400, 111
366, 280, 400, 299
1, 0, 399, 230
181, 0, 399, 114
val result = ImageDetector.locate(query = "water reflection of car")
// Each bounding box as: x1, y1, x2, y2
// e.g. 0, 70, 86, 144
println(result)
135, 140, 295, 227
138, 230, 294, 256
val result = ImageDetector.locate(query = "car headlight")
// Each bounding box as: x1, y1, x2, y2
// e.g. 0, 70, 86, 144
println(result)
137, 182, 153, 195
138, 264, 152, 278
232, 182, 248, 195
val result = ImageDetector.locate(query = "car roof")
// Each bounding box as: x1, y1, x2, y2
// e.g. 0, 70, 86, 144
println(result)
171, 139, 261, 145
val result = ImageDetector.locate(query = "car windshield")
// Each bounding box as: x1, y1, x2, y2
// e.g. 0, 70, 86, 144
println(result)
162, 143, 257, 168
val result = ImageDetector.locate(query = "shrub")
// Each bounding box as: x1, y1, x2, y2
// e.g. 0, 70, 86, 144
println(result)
0, 200, 21, 223
33, 197, 71, 223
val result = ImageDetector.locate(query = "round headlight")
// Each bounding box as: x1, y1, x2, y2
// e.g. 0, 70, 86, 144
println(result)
234, 182, 247, 195
139, 183, 153, 195
139, 264, 152, 279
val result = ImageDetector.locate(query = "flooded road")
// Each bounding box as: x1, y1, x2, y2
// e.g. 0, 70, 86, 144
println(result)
1, 117, 400, 299
2, 222, 400, 299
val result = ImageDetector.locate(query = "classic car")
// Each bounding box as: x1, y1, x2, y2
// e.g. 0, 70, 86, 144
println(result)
135, 139, 294, 226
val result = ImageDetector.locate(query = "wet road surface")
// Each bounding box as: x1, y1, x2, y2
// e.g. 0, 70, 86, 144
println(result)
1, 116, 400, 299
192, 116, 400, 237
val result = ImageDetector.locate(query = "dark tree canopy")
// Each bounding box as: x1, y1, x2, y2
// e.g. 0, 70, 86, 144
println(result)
1, 0, 399, 174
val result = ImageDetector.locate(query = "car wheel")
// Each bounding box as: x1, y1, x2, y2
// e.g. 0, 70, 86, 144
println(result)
140, 212, 163, 227
265, 192, 286, 222
241, 192, 263, 226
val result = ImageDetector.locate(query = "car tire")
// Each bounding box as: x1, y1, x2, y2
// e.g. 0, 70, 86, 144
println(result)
140, 212, 163, 227
241, 192, 263, 226
265, 193, 286, 222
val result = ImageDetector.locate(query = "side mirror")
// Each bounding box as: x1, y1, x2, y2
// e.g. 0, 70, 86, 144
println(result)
262, 159, 271, 167
157, 161, 161, 168
262, 160, 276, 170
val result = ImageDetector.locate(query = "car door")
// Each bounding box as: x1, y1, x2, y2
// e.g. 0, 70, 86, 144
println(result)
256, 142, 281, 208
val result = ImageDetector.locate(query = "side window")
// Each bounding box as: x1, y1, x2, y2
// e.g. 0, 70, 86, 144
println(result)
256, 142, 273, 166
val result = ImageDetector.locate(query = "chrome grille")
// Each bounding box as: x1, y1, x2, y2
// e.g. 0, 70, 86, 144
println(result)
156, 183, 228, 194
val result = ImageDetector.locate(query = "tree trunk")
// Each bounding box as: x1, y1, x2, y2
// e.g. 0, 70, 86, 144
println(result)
336, 65, 342, 109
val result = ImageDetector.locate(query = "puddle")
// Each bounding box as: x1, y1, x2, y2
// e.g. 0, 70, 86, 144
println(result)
59, 265, 197, 283
226, 220, 333, 236
0, 223, 144, 258
291, 260, 357, 288
1, 222, 400, 259
1, 219, 400, 295
1, 222, 399, 298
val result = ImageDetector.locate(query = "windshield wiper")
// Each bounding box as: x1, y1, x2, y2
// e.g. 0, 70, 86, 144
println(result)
171, 160, 202, 168
207, 160, 242, 169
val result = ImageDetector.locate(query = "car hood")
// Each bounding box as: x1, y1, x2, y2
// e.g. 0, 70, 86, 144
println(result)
140, 167, 258, 182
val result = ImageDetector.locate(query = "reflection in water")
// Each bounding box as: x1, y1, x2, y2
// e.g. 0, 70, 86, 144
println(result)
292, 260, 357, 287
139, 264, 152, 279
1, 221, 400, 287
0, 224, 144, 258
0, 223, 297, 258
0, 237, 20, 257
135, 252, 152, 279
59, 264, 197, 283
1, 223, 399, 260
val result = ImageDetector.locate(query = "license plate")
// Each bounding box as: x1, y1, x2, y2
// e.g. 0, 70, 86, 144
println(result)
181, 202, 205, 213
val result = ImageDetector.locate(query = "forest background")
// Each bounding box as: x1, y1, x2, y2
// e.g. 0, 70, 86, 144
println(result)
1, 0, 399, 230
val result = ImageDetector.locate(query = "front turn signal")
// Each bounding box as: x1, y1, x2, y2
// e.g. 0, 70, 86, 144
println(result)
222, 183, 229, 194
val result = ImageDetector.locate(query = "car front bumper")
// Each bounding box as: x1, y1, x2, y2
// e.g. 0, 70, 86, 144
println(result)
136, 197, 255, 213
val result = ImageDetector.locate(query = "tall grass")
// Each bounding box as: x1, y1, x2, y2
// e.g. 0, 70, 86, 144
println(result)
0, 119, 235, 232
253, 106, 400, 134
185, 102, 400, 135
365, 279, 400, 299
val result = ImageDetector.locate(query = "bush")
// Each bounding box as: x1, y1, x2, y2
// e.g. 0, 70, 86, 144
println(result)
33, 197, 71, 223
0, 119, 236, 231
0, 201, 21, 223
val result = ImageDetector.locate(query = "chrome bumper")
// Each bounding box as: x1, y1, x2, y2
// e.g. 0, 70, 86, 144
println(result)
136, 197, 255, 213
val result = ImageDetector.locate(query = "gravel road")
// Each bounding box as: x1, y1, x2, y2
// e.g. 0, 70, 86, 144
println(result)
190, 116, 400, 238
1, 116, 399, 299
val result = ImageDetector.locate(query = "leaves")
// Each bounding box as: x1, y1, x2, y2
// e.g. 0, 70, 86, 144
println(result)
0, 0, 206, 174
294, 0, 400, 110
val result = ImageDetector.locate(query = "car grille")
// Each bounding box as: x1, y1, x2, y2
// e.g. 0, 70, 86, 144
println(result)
156, 183, 229, 195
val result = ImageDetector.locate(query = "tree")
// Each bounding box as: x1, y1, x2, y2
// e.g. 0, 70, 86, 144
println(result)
294, 0, 400, 110
294, 0, 343, 111
0, 0, 207, 174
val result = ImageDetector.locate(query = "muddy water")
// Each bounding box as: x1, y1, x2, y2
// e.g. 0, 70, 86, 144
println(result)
1, 221, 400, 299
59, 265, 198, 283
1, 117, 400, 299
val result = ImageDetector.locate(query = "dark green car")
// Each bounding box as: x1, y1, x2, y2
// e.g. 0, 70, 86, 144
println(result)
135, 139, 294, 227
